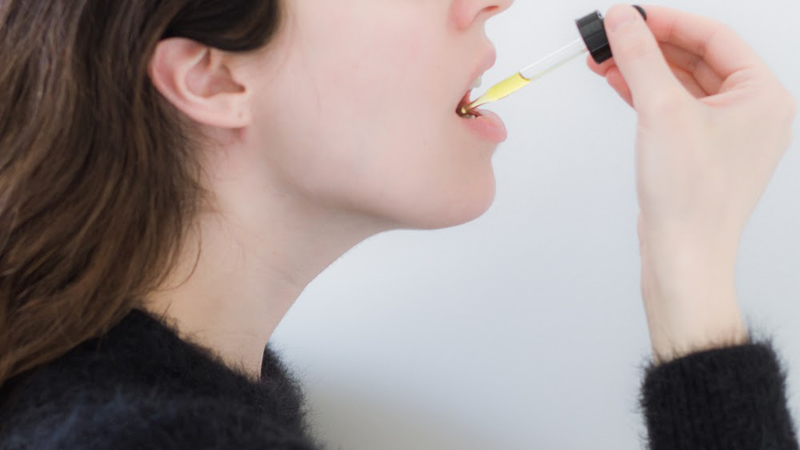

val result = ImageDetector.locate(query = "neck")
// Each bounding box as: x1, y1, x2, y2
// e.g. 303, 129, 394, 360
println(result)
145, 158, 391, 379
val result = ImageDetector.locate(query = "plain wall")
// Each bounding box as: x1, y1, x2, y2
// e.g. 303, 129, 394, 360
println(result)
272, 1, 800, 449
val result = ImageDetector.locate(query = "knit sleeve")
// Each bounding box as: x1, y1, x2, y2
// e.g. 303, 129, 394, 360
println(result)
641, 342, 799, 450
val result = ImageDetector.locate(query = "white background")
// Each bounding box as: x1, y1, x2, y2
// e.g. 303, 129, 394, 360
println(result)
272, 1, 800, 449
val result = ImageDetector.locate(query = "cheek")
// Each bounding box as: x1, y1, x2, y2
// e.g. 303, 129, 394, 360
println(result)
247, 2, 495, 226
321, 26, 441, 124
309, 26, 458, 185
259, 18, 449, 180
254, 87, 442, 207
254, 93, 495, 230
285, 1, 448, 124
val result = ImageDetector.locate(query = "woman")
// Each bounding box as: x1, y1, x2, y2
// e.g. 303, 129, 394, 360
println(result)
0, 0, 796, 448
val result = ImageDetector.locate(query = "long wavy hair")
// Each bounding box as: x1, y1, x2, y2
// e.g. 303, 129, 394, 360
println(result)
0, 0, 283, 386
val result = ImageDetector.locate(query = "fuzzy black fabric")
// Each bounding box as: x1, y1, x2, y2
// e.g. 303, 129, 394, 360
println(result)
642, 343, 799, 450
0, 309, 321, 449
0, 309, 797, 449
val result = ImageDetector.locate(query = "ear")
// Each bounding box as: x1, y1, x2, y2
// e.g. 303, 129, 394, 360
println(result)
148, 38, 252, 128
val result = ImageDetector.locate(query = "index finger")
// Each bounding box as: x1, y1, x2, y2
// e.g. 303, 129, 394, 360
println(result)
640, 5, 768, 79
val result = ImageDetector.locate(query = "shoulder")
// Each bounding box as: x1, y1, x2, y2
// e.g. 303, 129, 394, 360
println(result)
0, 311, 319, 449
6, 389, 320, 450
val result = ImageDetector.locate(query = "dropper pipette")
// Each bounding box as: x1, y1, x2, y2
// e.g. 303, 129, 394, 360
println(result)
460, 7, 647, 116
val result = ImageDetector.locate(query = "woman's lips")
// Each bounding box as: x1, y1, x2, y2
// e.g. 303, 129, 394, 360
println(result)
455, 89, 507, 143
458, 105, 507, 143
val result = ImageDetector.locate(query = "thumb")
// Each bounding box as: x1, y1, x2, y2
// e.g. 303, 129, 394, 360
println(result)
604, 5, 685, 110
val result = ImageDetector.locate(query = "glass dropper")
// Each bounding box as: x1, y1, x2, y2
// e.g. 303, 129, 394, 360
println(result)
460, 7, 647, 116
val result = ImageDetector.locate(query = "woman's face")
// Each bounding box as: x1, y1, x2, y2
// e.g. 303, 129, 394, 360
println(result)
240, 0, 514, 230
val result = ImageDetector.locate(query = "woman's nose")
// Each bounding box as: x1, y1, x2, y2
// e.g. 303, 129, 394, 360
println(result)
451, 0, 514, 30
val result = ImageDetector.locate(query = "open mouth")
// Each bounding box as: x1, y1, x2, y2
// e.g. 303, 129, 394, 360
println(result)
457, 90, 481, 119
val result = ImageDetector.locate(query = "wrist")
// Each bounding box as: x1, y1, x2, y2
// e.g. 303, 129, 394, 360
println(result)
640, 235, 747, 363
643, 276, 747, 364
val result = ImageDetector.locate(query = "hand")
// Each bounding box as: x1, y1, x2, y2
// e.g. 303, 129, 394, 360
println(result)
588, 5, 797, 362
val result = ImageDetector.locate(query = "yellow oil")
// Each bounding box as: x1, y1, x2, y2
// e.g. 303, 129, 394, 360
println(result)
460, 72, 531, 116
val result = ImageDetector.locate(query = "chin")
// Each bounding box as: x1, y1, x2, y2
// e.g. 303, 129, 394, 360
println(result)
399, 173, 497, 231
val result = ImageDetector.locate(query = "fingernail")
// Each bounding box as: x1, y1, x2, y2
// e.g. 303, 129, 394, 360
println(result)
605, 5, 638, 32
632, 5, 648, 21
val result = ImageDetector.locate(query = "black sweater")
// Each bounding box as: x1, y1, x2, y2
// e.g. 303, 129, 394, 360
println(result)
0, 309, 796, 449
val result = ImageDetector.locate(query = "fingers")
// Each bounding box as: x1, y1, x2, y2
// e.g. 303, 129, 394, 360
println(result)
596, 60, 710, 103
659, 43, 723, 94
588, 7, 732, 104
606, 66, 633, 107
591, 43, 724, 99
604, 4, 687, 110
668, 64, 709, 98
637, 5, 767, 79
589, 7, 741, 93
587, 54, 614, 77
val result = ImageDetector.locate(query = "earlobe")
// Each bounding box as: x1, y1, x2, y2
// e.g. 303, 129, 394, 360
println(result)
148, 38, 252, 129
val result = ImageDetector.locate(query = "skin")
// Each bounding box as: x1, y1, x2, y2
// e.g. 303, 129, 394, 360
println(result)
145, 0, 514, 377
145, 1, 796, 377
593, 5, 796, 362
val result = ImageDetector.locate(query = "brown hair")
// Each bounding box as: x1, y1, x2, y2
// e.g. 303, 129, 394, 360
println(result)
0, 0, 282, 386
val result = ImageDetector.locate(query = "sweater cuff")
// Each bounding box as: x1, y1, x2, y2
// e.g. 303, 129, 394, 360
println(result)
641, 342, 799, 450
